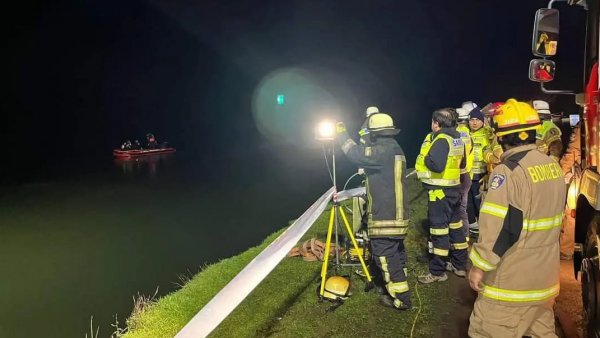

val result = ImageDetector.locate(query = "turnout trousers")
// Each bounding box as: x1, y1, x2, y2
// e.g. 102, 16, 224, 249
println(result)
427, 187, 468, 275
469, 297, 557, 338
371, 237, 411, 307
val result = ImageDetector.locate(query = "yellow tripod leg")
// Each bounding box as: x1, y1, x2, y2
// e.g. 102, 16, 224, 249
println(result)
339, 207, 372, 282
319, 206, 336, 297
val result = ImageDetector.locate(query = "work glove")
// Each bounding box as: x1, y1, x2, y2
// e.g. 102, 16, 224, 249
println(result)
336, 122, 347, 134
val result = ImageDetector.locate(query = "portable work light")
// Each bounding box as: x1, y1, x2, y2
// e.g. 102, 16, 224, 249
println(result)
315, 120, 336, 141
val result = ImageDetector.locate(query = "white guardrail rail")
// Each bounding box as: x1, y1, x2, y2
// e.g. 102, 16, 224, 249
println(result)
175, 186, 352, 338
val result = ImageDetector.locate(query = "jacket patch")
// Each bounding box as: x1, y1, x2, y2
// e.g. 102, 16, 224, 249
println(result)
490, 174, 506, 190
452, 139, 463, 147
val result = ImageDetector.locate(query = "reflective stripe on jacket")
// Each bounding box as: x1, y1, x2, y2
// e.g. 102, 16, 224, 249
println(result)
470, 144, 566, 306
484, 133, 504, 173
471, 126, 492, 174
338, 131, 409, 237
457, 124, 474, 175
416, 131, 464, 187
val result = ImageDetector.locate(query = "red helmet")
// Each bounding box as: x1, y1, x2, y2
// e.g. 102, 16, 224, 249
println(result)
481, 102, 505, 117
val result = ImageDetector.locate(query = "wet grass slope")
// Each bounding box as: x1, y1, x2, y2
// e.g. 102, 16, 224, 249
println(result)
123, 177, 447, 338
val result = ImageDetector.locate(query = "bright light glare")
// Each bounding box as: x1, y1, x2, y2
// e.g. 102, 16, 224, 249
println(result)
315, 120, 336, 141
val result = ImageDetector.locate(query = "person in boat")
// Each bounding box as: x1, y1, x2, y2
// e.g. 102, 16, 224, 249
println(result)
121, 140, 132, 150
146, 133, 158, 149
132, 140, 142, 150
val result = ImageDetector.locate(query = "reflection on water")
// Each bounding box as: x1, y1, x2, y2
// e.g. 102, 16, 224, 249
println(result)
0, 149, 334, 338
114, 153, 175, 177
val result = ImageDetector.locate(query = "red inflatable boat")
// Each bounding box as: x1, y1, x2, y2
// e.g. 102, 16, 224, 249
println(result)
113, 147, 176, 158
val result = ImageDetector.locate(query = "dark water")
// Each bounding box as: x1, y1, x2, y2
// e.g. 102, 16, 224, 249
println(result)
0, 146, 343, 338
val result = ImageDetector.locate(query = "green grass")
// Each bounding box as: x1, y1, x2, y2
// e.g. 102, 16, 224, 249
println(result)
123, 178, 447, 338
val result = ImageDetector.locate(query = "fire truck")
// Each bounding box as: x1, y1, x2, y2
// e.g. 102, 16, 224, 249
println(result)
528, 0, 599, 335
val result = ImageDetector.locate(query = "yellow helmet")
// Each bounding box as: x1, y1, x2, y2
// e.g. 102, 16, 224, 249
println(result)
493, 99, 541, 137
367, 113, 399, 135
322, 276, 351, 301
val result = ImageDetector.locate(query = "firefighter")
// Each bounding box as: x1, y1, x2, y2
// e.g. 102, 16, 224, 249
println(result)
479, 102, 505, 173
336, 112, 411, 310
455, 107, 474, 240
416, 108, 467, 283
465, 104, 494, 235
358, 106, 380, 145
533, 100, 563, 162
559, 123, 581, 260
468, 99, 565, 337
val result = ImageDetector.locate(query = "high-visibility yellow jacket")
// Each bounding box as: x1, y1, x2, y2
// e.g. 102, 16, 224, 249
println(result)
471, 126, 492, 175
484, 132, 504, 173
470, 144, 566, 306
416, 129, 464, 187
457, 124, 474, 176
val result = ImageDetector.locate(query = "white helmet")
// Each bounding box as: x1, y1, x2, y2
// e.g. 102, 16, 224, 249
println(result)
461, 101, 478, 113
365, 106, 379, 117
456, 107, 470, 121
532, 100, 551, 116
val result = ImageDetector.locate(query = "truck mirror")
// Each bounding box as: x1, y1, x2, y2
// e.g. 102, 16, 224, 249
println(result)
532, 8, 559, 57
529, 59, 556, 82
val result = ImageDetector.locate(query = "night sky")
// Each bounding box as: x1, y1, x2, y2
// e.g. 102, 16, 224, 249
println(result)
4, 0, 587, 183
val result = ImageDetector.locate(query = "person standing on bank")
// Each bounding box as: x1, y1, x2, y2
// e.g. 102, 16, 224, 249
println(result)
468, 99, 565, 337
416, 108, 468, 283
336, 112, 412, 310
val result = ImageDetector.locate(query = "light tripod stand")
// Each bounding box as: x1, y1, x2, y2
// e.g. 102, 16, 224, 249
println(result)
317, 140, 373, 300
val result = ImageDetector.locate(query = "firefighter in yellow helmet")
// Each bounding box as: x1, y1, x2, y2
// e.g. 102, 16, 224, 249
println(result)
336, 112, 411, 310
416, 108, 467, 283
533, 100, 563, 162
468, 99, 565, 337
358, 106, 380, 145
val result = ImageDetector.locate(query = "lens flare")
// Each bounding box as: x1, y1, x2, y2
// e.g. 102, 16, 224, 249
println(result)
251, 67, 356, 146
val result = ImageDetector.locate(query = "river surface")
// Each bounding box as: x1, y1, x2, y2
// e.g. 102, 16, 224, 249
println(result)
0, 146, 345, 338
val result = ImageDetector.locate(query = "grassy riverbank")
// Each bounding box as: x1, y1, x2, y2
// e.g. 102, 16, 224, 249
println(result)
122, 178, 451, 338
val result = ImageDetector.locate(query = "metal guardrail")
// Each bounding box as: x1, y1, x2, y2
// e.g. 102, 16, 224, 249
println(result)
175, 186, 335, 338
